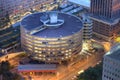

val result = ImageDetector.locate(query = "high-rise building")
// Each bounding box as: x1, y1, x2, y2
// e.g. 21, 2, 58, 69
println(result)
102, 44, 120, 80
91, 0, 120, 19
90, 0, 120, 41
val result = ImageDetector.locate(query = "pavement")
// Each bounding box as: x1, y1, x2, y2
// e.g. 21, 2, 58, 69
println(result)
0, 52, 23, 62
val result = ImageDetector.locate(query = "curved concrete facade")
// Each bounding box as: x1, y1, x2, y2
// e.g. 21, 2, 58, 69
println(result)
21, 12, 83, 63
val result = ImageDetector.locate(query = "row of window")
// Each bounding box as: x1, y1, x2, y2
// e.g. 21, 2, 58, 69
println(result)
104, 58, 120, 68
103, 69, 120, 78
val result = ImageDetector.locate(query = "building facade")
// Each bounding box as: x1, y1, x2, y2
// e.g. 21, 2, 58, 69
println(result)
0, 0, 54, 18
0, 13, 20, 54
90, 0, 120, 41
91, 0, 120, 19
0, 0, 56, 53
82, 16, 93, 41
21, 11, 83, 63
0, 0, 55, 23
102, 44, 120, 80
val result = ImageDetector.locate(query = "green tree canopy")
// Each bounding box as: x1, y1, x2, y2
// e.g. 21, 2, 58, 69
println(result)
0, 61, 21, 80
77, 63, 102, 80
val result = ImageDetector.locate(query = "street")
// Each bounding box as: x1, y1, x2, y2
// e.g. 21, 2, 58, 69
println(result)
31, 51, 104, 80
58, 52, 103, 80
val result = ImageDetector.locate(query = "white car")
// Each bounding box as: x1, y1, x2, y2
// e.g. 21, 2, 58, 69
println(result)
78, 70, 84, 74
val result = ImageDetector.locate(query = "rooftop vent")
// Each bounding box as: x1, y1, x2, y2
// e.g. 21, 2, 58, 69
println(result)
49, 12, 58, 23
40, 11, 64, 29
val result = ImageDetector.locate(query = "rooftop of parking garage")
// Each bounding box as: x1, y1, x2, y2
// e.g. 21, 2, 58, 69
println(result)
21, 12, 83, 38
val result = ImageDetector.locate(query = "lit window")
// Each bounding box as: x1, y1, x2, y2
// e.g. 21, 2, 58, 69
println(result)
42, 41, 48, 45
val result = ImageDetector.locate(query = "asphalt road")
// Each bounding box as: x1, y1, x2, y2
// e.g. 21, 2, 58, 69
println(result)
30, 45, 104, 80
58, 52, 104, 80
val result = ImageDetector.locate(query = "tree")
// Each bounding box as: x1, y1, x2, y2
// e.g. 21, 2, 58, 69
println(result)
0, 61, 21, 80
0, 61, 10, 74
77, 63, 103, 80
2, 72, 14, 80
13, 73, 21, 80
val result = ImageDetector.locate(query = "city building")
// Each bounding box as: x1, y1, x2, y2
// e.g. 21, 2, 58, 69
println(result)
82, 15, 92, 41
90, 0, 120, 41
82, 15, 93, 51
0, 26, 20, 54
102, 44, 120, 80
0, 14, 20, 54
0, 0, 54, 22
21, 11, 83, 63
0, 0, 57, 54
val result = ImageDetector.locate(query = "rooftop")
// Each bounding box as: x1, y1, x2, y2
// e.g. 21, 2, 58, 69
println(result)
90, 15, 120, 25
18, 64, 57, 72
68, 0, 90, 8
105, 44, 120, 61
12, 21, 20, 28
21, 12, 83, 38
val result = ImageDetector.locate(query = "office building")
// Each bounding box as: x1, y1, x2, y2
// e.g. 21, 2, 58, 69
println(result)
90, 0, 120, 41
102, 44, 120, 80
21, 11, 83, 63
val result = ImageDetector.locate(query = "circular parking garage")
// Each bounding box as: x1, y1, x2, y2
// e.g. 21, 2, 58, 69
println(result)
21, 11, 83, 63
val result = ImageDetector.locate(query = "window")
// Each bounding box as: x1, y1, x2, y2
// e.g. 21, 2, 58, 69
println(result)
42, 41, 48, 45
50, 52, 53, 54
68, 40, 74, 44
58, 51, 61, 54
42, 51, 46, 54
57, 38, 60, 41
